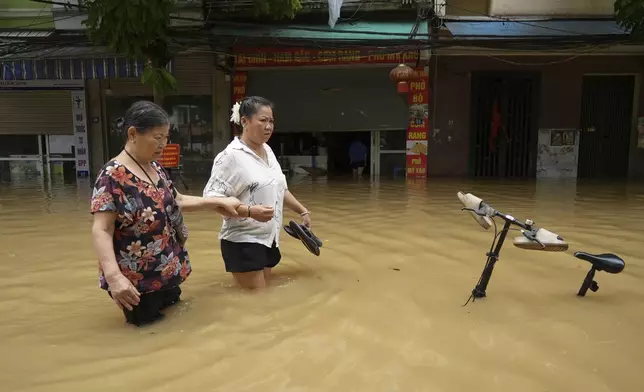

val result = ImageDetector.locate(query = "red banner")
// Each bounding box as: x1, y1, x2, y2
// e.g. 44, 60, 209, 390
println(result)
158, 144, 180, 168
234, 48, 419, 67
406, 71, 430, 178
231, 71, 247, 137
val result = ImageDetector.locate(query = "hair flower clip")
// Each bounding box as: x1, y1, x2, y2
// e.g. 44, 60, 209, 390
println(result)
230, 102, 241, 125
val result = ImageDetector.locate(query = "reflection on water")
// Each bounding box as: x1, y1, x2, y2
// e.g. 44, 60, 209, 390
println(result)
1, 174, 643, 392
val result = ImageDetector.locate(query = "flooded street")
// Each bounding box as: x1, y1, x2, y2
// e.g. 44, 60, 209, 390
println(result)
1, 175, 643, 392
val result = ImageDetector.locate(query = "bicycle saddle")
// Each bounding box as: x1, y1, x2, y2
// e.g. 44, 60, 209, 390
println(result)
574, 252, 625, 274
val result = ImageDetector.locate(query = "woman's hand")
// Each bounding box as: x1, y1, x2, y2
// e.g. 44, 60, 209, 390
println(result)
106, 273, 140, 311
250, 205, 275, 222
301, 212, 312, 228
213, 197, 241, 217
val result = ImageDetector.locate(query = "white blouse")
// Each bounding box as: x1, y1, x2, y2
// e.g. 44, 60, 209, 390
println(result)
203, 137, 288, 247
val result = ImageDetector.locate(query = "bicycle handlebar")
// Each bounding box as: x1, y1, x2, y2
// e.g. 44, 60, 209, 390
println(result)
457, 191, 569, 252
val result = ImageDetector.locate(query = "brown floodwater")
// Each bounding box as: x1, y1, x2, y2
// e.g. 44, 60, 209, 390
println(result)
0, 173, 643, 392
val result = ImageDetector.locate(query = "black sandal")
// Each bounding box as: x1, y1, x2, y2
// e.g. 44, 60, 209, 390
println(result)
284, 220, 322, 256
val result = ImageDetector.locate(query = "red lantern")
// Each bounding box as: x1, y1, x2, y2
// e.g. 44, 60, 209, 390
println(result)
389, 63, 414, 83
390, 63, 414, 98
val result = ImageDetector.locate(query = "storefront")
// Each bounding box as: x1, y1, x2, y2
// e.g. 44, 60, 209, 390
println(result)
430, 53, 644, 179
0, 79, 90, 179
0, 52, 177, 181
234, 48, 429, 178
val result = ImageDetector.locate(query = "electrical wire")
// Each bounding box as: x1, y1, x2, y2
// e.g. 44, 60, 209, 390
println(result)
4, 0, 636, 67
440, 2, 625, 37
24, 0, 631, 40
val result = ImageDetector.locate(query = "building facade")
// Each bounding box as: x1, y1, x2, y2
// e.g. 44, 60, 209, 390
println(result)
1, 0, 643, 181
432, 0, 644, 179
0, 0, 211, 180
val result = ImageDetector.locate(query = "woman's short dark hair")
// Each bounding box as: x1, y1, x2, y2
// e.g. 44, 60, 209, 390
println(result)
239, 96, 273, 120
116, 100, 169, 134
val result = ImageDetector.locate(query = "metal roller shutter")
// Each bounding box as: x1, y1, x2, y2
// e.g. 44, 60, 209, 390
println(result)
0, 90, 73, 135
246, 67, 409, 133
171, 53, 213, 95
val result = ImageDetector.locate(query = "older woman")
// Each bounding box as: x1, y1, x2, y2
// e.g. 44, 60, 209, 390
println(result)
91, 100, 244, 326
203, 96, 311, 290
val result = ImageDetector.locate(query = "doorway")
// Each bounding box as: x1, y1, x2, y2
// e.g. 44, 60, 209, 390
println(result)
370, 129, 407, 178
0, 134, 77, 181
324, 131, 371, 177
469, 72, 540, 178
578, 75, 635, 179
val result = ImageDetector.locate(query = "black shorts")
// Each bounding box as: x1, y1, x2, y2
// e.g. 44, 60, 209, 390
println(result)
108, 286, 181, 327
351, 161, 366, 169
220, 239, 282, 273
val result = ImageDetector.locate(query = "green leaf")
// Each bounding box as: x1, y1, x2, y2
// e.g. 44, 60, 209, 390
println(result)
84, 0, 176, 99
615, 0, 644, 37
252, 0, 302, 19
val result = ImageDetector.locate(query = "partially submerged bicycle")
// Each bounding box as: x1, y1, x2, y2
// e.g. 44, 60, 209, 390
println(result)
457, 192, 625, 304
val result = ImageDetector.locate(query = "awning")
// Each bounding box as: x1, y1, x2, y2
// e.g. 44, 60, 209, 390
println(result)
1, 46, 174, 81
443, 19, 630, 39
211, 20, 429, 44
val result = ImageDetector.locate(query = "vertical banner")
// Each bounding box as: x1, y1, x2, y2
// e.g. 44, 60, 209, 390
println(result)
406, 71, 429, 178
71, 90, 90, 178
231, 71, 248, 138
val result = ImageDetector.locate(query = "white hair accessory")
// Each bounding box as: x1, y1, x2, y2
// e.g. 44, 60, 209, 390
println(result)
230, 101, 241, 125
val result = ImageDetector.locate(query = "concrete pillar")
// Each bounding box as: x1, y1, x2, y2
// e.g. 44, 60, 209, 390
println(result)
212, 64, 231, 156
86, 79, 106, 176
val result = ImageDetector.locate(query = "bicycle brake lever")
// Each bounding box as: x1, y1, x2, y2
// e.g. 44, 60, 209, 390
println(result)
461, 207, 485, 217
522, 229, 545, 249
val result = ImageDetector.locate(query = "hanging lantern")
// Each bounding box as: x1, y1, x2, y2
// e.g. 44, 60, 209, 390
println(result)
389, 63, 414, 83
389, 63, 414, 98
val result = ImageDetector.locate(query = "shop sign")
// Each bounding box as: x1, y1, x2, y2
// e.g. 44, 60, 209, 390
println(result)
158, 144, 181, 168
235, 48, 419, 67
71, 91, 90, 178
231, 72, 248, 138
406, 71, 429, 179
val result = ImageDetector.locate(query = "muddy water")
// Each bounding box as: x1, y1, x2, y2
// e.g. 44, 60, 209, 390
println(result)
0, 175, 643, 392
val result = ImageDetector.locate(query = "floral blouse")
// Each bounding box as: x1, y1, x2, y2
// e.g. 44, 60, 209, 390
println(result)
90, 160, 191, 293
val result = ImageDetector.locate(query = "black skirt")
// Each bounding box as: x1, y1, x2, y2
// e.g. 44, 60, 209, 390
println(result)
220, 239, 282, 273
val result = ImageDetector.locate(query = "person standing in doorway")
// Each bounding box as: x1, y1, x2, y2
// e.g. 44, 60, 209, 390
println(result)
349, 137, 367, 179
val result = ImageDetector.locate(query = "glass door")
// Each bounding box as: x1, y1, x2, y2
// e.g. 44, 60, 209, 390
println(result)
0, 134, 45, 180
371, 130, 406, 178
45, 134, 76, 179
370, 129, 380, 177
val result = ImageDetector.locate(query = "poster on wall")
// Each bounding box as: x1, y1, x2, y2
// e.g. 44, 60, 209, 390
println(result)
536, 128, 580, 179
406, 73, 429, 179
71, 91, 90, 178
231, 72, 247, 138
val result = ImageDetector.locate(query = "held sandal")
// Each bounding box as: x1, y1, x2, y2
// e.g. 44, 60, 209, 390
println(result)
284, 220, 323, 256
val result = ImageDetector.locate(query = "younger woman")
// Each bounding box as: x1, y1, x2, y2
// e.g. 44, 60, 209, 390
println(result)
203, 96, 312, 290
